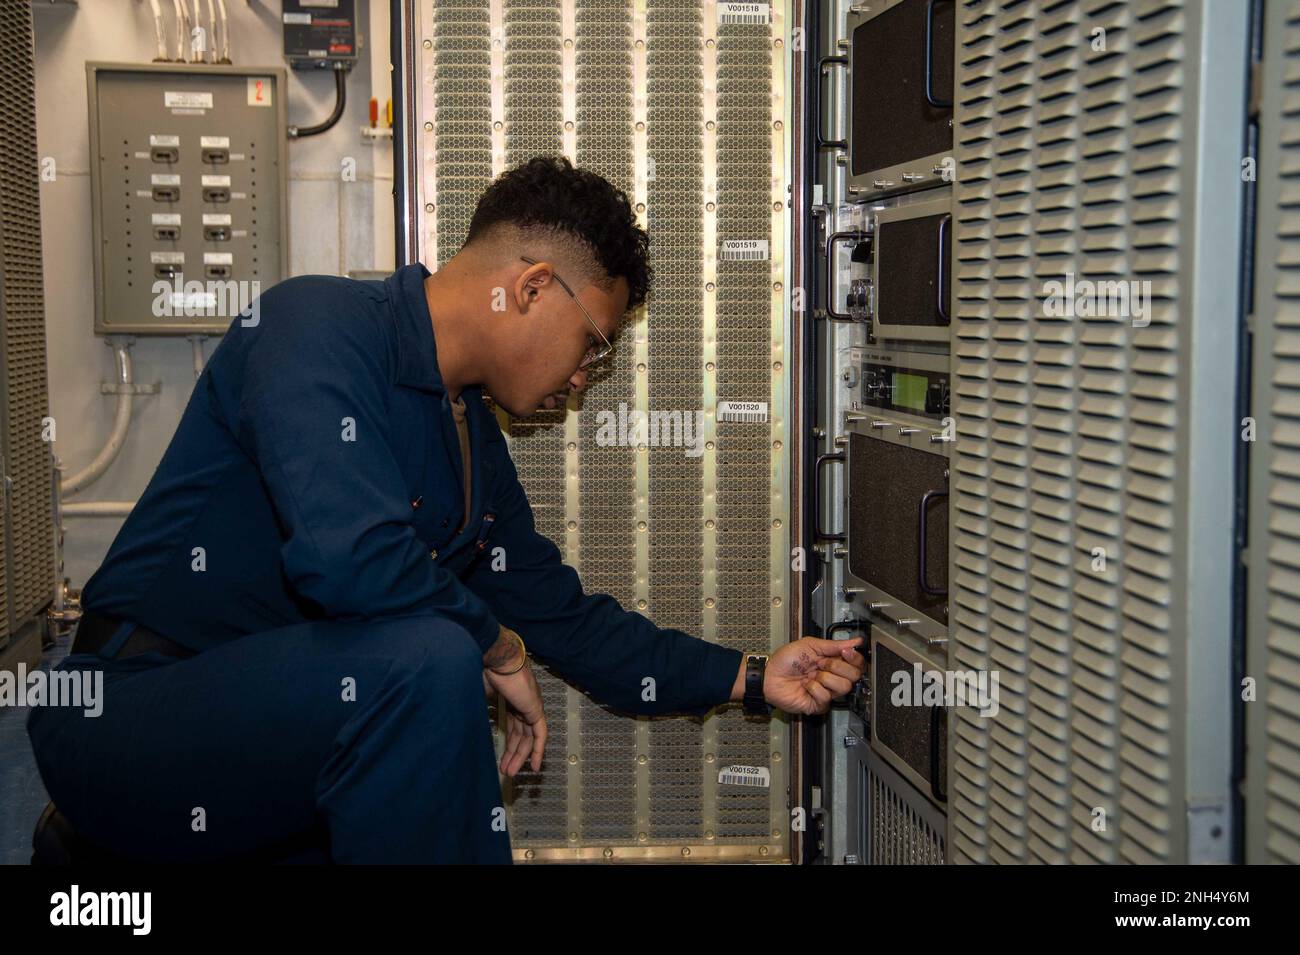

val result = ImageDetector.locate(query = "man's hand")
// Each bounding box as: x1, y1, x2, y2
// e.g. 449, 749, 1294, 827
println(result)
484, 662, 547, 777
764, 636, 865, 715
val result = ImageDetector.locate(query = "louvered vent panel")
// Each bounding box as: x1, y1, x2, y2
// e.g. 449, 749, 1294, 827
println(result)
950, 0, 1188, 864
1247, 0, 1300, 865
0, 0, 54, 638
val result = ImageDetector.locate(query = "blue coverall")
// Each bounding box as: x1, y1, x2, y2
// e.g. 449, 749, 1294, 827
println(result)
27, 264, 743, 863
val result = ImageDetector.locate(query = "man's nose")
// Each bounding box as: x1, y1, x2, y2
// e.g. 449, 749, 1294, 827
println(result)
568, 369, 588, 392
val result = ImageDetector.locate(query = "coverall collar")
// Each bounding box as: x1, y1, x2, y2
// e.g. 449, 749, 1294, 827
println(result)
388, 262, 449, 395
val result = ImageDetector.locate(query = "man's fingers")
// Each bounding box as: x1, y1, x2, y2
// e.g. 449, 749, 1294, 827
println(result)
805, 679, 832, 709
530, 723, 547, 772
805, 635, 864, 657
500, 720, 525, 775
818, 657, 862, 682
814, 670, 853, 696
506, 720, 535, 776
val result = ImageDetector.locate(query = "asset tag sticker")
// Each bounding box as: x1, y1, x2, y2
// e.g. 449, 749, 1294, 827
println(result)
719, 765, 771, 788
149, 134, 179, 147
718, 401, 769, 423
164, 91, 212, 110
720, 239, 769, 261
200, 135, 230, 148
718, 2, 770, 25
201, 174, 231, 187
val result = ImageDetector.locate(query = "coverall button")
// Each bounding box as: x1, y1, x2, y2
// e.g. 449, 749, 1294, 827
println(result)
429, 549, 437, 559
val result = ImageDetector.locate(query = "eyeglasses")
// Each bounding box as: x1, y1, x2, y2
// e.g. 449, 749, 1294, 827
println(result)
520, 256, 614, 370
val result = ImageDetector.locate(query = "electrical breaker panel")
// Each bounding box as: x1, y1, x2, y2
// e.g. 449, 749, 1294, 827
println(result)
87, 62, 288, 335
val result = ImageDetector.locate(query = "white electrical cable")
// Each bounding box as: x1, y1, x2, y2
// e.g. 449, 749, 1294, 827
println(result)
205, 0, 217, 63
147, 0, 167, 61
60, 343, 135, 498
217, 0, 230, 62
192, 0, 209, 62
171, 0, 186, 61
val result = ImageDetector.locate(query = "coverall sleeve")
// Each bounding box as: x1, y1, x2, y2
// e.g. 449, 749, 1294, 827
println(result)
234, 279, 502, 652
463, 438, 743, 717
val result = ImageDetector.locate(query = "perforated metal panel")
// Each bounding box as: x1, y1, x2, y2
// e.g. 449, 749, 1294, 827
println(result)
405, 0, 790, 861
948, 0, 1242, 864
1247, 0, 1300, 865
864, 750, 946, 865
0, 0, 54, 641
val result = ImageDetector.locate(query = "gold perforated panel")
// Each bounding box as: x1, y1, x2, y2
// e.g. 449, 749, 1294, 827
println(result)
0, 0, 54, 638
413, 0, 788, 861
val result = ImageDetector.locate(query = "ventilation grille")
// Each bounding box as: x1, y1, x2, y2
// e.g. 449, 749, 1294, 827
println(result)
950, 0, 1188, 863
865, 759, 945, 864
418, 0, 786, 859
1247, 0, 1300, 865
0, 0, 54, 636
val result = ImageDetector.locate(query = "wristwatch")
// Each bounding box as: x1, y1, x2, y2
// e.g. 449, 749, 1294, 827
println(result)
743, 654, 771, 718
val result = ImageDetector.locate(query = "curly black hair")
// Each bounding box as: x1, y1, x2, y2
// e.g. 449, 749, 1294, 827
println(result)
465, 156, 652, 310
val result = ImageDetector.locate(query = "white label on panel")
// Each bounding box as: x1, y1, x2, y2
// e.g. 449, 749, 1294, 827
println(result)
201, 174, 231, 187
150, 173, 181, 185
718, 2, 770, 25
134, 151, 150, 159
202, 213, 232, 225
718, 765, 771, 788
720, 239, 769, 261
151, 213, 182, 225
170, 292, 216, 309
282, 12, 312, 24
164, 91, 213, 109
200, 135, 230, 148
149, 134, 180, 147
204, 252, 234, 265
150, 251, 185, 264
247, 77, 273, 107
717, 401, 769, 423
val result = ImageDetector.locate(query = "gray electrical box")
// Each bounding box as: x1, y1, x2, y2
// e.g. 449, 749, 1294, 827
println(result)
87, 62, 288, 335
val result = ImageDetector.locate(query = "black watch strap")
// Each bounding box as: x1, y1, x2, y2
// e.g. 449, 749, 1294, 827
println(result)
743, 654, 771, 717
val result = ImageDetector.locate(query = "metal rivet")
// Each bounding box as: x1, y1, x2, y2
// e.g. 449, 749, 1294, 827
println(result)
567, 520, 577, 530
681, 847, 691, 857
705, 753, 715, 762
705, 597, 715, 607
637, 754, 647, 764
705, 361, 715, 371
706, 440, 715, 451
773, 518, 782, 528
637, 599, 647, 609
772, 596, 782, 607
424, 122, 433, 132
425, 203, 434, 213
774, 440, 783, 450
422, 39, 431, 49
773, 361, 783, 371
525, 848, 535, 860
706, 282, 715, 292
705, 519, 715, 529
637, 520, 647, 531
